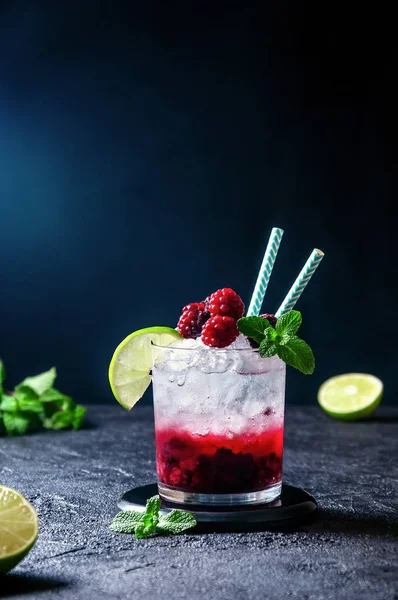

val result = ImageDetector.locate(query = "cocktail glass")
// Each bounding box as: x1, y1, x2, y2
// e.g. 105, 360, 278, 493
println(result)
152, 343, 285, 506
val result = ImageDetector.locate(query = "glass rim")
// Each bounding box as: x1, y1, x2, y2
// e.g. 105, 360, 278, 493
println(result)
151, 342, 260, 353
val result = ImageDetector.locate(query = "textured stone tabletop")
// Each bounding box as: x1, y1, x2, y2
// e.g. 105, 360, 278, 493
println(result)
0, 405, 397, 600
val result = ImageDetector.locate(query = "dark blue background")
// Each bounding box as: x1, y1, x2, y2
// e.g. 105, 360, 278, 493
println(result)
1, 2, 396, 405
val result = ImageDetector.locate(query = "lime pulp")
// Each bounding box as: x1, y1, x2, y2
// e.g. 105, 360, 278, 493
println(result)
318, 373, 383, 420
0, 486, 39, 574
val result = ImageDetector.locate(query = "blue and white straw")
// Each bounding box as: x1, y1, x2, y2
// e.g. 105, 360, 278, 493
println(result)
275, 248, 324, 317
247, 227, 284, 316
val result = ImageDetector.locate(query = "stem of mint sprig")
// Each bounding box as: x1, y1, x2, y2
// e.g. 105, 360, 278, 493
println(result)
237, 310, 315, 375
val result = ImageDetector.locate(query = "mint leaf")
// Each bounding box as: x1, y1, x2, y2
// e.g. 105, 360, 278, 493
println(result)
143, 495, 161, 529
14, 386, 39, 400
44, 410, 74, 430
237, 316, 272, 343
16, 367, 56, 396
259, 340, 278, 358
110, 511, 145, 533
40, 388, 71, 405
41, 392, 74, 423
3, 411, 31, 435
263, 328, 279, 344
72, 405, 86, 430
0, 395, 18, 412
135, 523, 156, 539
156, 510, 197, 535
276, 310, 302, 343
14, 388, 42, 413
110, 506, 164, 538
277, 336, 315, 375
17, 398, 44, 414
145, 495, 161, 517
0, 360, 5, 394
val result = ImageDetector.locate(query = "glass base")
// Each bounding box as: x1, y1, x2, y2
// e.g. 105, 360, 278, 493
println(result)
158, 481, 282, 506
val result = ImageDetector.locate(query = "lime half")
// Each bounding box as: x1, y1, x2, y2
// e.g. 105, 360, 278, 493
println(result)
318, 373, 383, 420
0, 486, 39, 574
109, 326, 183, 410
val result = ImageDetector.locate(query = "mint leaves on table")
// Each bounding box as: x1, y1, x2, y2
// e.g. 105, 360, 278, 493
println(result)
110, 495, 197, 539
237, 310, 315, 375
0, 361, 86, 436
0, 360, 5, 396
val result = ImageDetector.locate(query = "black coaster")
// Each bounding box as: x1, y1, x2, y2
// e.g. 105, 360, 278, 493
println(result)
118, 483, 317, 531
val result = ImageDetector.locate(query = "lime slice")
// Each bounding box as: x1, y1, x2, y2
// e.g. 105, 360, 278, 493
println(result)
109, 326, 183, 410
318, 373, 383, 420
0, 486, 39, 574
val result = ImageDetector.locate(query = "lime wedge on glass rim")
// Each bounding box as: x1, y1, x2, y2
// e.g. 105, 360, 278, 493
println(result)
109, 327, 183, 410
0, 486, 39, 574
318, 373, 383, 420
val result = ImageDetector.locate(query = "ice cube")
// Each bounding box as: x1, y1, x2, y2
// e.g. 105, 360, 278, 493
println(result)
199, 350, 232, 374
245, 400, 265, 419
221, 373, 249, 409
169, 337, 201, 348
227, 414, 248, 435
229, 334, 251, 349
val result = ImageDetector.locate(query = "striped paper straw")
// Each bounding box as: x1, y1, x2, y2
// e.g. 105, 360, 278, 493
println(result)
275, 248, 324, 317
247, 227, 284, 316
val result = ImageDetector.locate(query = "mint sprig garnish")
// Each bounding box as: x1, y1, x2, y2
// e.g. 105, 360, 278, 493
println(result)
0, 361, 86, 436
237, 310, 315, 375
236, 316, 273, 343
277, 336, 315, 374
110, 495, 197, 539
276, 310, 302, 341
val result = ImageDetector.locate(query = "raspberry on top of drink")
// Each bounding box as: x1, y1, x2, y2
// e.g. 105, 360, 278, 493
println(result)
177, 288, 245, 347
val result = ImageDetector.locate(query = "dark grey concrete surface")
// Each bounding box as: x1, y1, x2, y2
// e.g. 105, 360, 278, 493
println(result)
0, 405, 397, 600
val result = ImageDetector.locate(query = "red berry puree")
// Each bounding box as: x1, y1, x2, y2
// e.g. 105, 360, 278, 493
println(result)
156, 426, 284, 494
